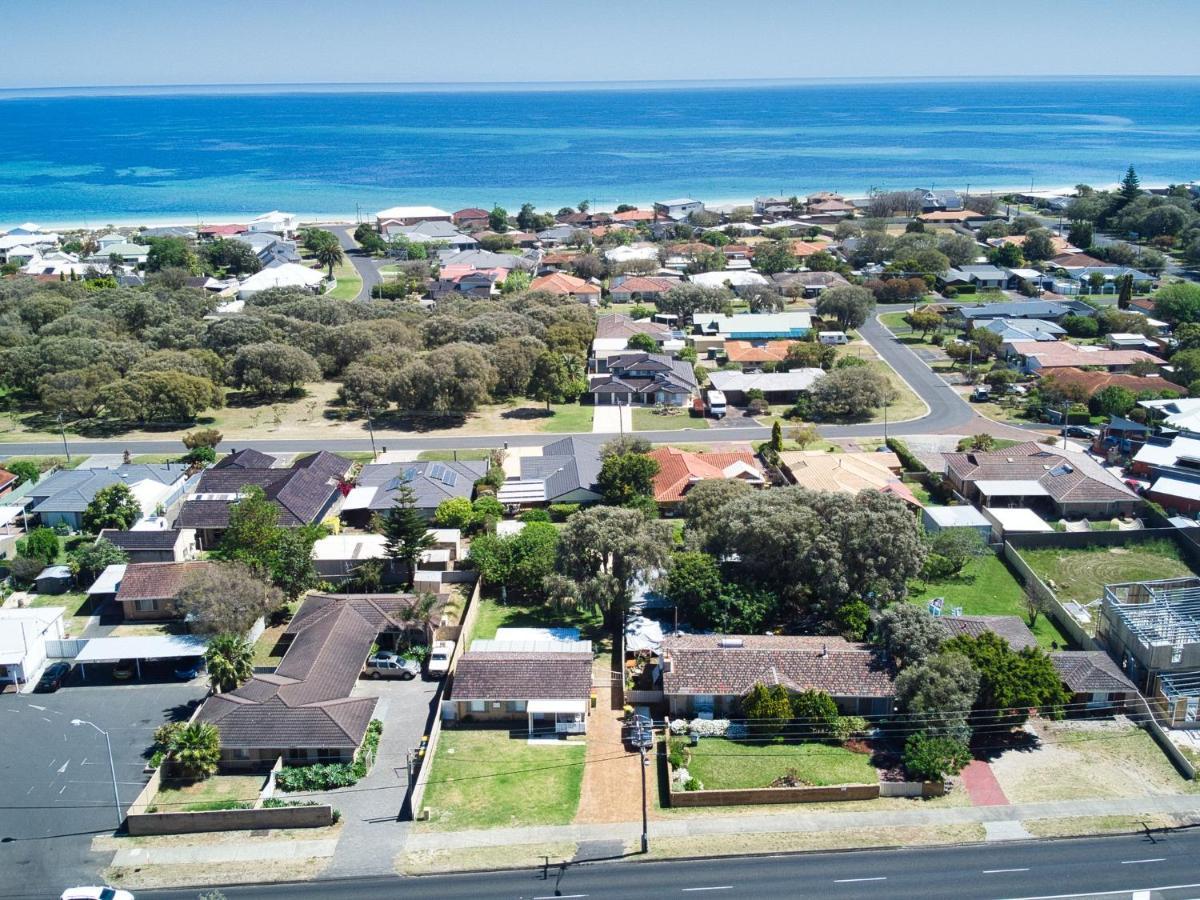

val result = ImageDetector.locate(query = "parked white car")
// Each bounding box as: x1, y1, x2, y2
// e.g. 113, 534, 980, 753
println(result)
61, 888, 134, 900
427, 640, 455, 678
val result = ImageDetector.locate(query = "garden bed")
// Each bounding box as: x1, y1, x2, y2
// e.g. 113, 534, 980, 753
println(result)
149, 774, 264, 813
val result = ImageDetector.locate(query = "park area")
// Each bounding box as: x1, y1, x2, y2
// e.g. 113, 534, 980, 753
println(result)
677, 737, 878, 790
908, 552, 1070, 648
417, 729, 586, 830
1018, 539, 1196, 609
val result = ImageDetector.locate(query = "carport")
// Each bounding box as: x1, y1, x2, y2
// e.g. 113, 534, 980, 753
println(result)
74, 634, 208, 679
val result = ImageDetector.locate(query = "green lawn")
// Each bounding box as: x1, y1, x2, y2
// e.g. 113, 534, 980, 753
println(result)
469, 597, 602, 644
324, 260, 362, 300
632, 408, 708, 432
681, 737, 878, 790
150, 774, 264, 813
29, 591, 91, 616
130, 453, 182, 464
417, 449, 492, 462
420, 729, 586, 830
1019, 540, 1195, 609
539, 403, 596, 434
908, 552, 1071, 648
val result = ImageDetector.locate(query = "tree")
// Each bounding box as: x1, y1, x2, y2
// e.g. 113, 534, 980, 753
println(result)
1155, 282, 1200, 325
553, 505, 674, 625
145, 236, 195, 273
169, 721, 222, 779
379, 484, 435, 588
770, 420, 784, 452
936, 232, 980, 268
1090, 385, 1137, 418
83, 482, 142, 532
815, 285, 875, 329
434, 497, 474, 529
1067, 221, 1093, 250
680, 478, 753, 543
597, 451, 660, 506
183, 428, 223, 450
811, 367, 896, 420
315, 240, 345, 279
17, 527, 60, 565
988, 242, 1024, 268
928, 528, 987, 577
907, 309, 943, 339
752, 241, 797, 275
488, 206, 509, 232
742, 682, 793, 735
3, 460, 40, 487
790, 689, 840, 737
269, 525, 323, 602
1119, 164, 1142, 206
204, 633, 254, 693
528, 352, 575, 409
216, 486, 280, 574
903, 731, 972, 782
1117, 273, 1134, 310
942, 632, 1070, 724
232, 342, 321, 397
203, 238, 261, 276
1023, 229, 1056, 262
874, 603, 946, 668
177, 562, 284, 636
99, 371, 223, 423
68, 538, 127, 579
894, 651, 980, 737
664, 551, 722, 620
1023, 586, 1052, 628
790, 422, 820, 450
627, 332, 658, 353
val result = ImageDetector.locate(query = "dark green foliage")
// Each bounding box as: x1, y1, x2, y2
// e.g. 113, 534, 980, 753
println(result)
790, 689, 840, 736
597, 451, 660, 506
885, 437, 928, 473
903, 732, 971, 781
942, 633, 1070, 725
83, 482, 142, 532
68, 537, 127, 578
742, 682, 793, 735
379, 484, 436, 588
4, 460, 41, 486
17, 527, 59, 564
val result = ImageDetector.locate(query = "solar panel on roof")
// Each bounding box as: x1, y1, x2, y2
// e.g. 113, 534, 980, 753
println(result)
430, 463, 445, 480
401, 466, 417, 483
442, 469, 458, 487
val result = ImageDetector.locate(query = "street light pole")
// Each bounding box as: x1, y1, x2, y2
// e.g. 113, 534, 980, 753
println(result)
638, 744, 649, 853
71, 719, 122, 828
364, 406, 378, 460
56, 412, 71, 463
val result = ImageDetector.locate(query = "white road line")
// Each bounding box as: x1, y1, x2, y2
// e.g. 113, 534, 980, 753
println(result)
682, 889, 733, 893
27, 704, 45, 711
985, 868, 1030, 873
998, 881, 1200, 900
57, 760, 69, 773
533, 895, 586, 900
1120, 858, 1166, 865
834, 877, 887, 883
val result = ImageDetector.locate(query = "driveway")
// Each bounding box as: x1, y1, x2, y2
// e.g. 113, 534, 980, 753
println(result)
334, 226, 383, 301
591, 404, 631, 434
0, 680, 207, 896
303, 673, 441, 877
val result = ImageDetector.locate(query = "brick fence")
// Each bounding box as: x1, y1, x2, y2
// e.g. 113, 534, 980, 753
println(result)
126, 803, 333, 836
668, 782, 880, 807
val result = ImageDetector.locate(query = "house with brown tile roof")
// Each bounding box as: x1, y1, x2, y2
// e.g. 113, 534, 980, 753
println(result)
1040, 367, 1185, 398
722, 340, 798, 365
611, 208, 656, 223
1050, 251, 1107, 269
608, 275, 678, 303
1050, 651, 1138, 709
114, 561, 209, 621
647, 447, 764, 507
659, 634, 896, 718
935, 614, 1039, 651
943, 440, 1140, 518
529, 271, 601, 304
594, 313, 671, 343
1009, 341, 1164, 375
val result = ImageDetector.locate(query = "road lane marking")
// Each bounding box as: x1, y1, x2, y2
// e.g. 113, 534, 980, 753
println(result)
985, 868, 1030, 873
1120, 858, 1165, 864
682, 889, 733, 893
834, 877, 886, 883
57, 760, 69, 773
27, 704, 45, 711
998, 881, 1200, 899
534, 895, 586, 899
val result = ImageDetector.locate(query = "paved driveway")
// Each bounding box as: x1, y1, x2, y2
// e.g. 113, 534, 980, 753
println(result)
0, 679, 207, 896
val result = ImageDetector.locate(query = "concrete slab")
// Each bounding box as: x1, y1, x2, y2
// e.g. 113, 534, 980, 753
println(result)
112, 838, 338, 866
985, 820, 1033, 841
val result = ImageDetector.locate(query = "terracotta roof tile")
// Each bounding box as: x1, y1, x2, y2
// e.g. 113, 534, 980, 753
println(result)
647, 447, 762, 503
450, 651, 593, 701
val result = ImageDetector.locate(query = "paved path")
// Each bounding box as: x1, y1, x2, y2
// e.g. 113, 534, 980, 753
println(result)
573, 660, 645, 825
960, 759, 1010, 807
405, 792, 1200, 852
332, 225, 382, 301
591, 404, 632, 434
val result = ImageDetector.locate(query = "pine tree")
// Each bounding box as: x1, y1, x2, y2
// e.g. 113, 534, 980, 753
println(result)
1118, 273, 1133, 310
379, 483, 435, 588
770, 419, 784, 452
1119, 165, 1141, 204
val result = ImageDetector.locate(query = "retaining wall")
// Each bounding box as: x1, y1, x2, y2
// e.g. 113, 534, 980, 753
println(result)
669, 782, 879, 807
126, 803, 333, 836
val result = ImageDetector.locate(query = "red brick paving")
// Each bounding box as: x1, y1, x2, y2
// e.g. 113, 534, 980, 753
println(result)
960, 759, 1010, 806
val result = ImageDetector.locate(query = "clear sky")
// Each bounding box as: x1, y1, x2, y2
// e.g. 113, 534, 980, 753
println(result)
3, 0, 1199, 90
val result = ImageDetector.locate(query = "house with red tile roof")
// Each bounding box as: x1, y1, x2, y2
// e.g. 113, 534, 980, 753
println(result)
452, 207, 490, 229
722, 340, 799, 366
1009, 341, 1164, 375
646, 446, 765, 508
1040, 367, 1184, 397
198, 223, 248, 239
611, 208, 656, 223
530, 271, 601, 304
608, 275, 678, 303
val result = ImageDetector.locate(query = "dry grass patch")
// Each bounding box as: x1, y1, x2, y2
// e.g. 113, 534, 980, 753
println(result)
652, 784, 969, 818
1023, 814, 1187, 838
398, 841, 579, 875
644, 823, 985, 860
105, 857, 329, 890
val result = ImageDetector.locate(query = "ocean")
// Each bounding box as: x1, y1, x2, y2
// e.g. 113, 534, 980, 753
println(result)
1, 78, 1198, 226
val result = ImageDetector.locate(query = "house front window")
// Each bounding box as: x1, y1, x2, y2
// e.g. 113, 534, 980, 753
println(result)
134, 598, 159, 612
469, 700, 486, 713
507, 700, 527, 713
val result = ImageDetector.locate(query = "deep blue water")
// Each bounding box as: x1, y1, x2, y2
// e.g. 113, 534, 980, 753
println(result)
1, 79, 1198, 225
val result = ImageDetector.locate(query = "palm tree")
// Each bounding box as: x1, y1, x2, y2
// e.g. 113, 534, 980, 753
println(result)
170, 721, 221, 779
315, 239, 345, 279
205, 633, 254, 693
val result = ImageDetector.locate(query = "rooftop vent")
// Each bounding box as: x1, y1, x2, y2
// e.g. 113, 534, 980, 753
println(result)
718, 638, 744, 649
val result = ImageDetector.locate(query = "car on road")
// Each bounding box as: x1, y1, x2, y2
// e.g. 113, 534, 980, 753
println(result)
61, 887, 134, 900
36, 662, 71, 692
364, 655, 420, 679
622, 714, 654, 751
1064, 425, 1099, 438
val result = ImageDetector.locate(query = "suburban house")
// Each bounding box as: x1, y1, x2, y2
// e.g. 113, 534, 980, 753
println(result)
977, 318, 1066, 344
27, 463, 192, 531
382, 220, 478, 250
437, 248, 539, 272
0, 467, 18, 498
658, 634, 896, 718
0, 606, 65, 688
529, 272, 601, 304
114, 561, 208, 621
706, 368, 824, 404
496, 437, 602, 507
177, 451, 351, 548
310, 530, 462, 584
689, 270, 769, 290
1050, 651, 1138, 711
608, 275, 677, 303
1140, 398, 1200, 436
1131, 435, 1200, 514
1043, 368, 1184, 400
722, 340, 799, 367
431, 264, 507, 299
942, 441, 1140, 518
653, 198, 704, 221
938, 265, 1009, 291
344, 459, 486, 522
376, 205, 452, 228
696, 312, 812, 340
646, 447, 764, 510
229, 232, 301, 266
1010, 342, 1164, 375
956, 301, 1081, 324
779, 450, 918, 505
238, 263, 325, 298
592, 313, 672, 361
443, 629, 594, 736
919, 189, 964, 212
588, 352, 697, 406
247, 211, 299, 237
772, 271, 851, 298
451, 208, 490, 229
934, 614, 1038, 650
97, 528, 199, 563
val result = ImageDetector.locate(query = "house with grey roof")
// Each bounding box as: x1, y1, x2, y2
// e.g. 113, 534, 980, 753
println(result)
919, 189, 963, 212
496, 437, 603, 507
230, 232, 301, 266
975, 317, 1066, 344
27, 464, 192, 531
97, 528, 199, 564
345, 459, 486, 521
436, 248, 540, 271
383, 219, 478, 250
938, 265, 1008, 291
588, 352, 698, 407
707, 368, 824, 404
955, 300, 1082, 323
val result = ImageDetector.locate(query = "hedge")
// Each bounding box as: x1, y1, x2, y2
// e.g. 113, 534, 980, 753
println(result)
886, 438, 927, 474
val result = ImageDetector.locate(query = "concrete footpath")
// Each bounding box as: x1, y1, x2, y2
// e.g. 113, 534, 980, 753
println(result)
111, 838, 338, 867
405, 793, 1200, 853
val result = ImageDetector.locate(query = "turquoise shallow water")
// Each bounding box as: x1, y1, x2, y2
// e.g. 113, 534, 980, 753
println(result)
0, 78, 1197, 224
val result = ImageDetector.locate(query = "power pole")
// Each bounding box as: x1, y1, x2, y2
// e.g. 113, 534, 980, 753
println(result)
56, 413, 71, 463
638, 744, 649, 853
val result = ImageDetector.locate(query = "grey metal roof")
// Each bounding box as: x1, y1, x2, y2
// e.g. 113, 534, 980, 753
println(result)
29, 464, 188, 514
357, 459, 486, 510
515, 437, 603, 502
959, 301, 1072, 321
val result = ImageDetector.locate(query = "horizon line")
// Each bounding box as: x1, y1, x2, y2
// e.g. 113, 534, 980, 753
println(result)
2, 73, 1199, 98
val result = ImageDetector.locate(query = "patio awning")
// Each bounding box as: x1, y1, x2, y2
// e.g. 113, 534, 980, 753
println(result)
527, 699, 588, 715
74, 634, 207, 663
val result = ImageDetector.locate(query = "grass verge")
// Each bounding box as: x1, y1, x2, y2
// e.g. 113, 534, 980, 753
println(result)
681, 737, 878, 790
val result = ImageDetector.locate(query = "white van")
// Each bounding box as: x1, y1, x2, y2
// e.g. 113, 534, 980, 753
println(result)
818, 331, 849, 345
705, 390, 727, 419
427, 640, 455, 678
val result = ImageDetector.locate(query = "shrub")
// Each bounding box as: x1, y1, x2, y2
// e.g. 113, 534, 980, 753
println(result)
831, 715, 869, 743
148, 750, 165, 769
17, 527, 60, 565
400, 645, 429, 662
548, 503, 580, 522
275, 762, 358, 792
153, 721, 186, 749
518, 508, 551, 522
169, 721, 222, 779
262, 798, 321, 809
433, 497, 474, 529
885, 437, 927, 473
790, 689, 840, 737
667, 743, 688, 770
903, 731, 972, 781
836, 599, 871, 639
8, 556, 48, 584
184, 446, 217, 465
683, 777, 702, 791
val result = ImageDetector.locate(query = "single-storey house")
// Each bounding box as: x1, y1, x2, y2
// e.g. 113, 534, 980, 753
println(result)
772, 271, 850, 298
977, 317, 1066, 345
659, 634, 896, 719
27, 463, 191, 531
689, 270, 769, 290
697, 312, 812, 340
97, 528, 199, 563
310, 531, 459, 584
496, 437, 602, 507
778, 450, 919, 506
593, 313, 672, 354
939, 265, 1008, 291
608, 275, 677, 303
1043, 368, 1184, 401
383, 220, 478, 250
0, 606, 65, 688
588, 352, 697, 406
934, 614, 1038, 650
707, 368, 824, 404
529, 272, 601, 304
646, 447, 764, 510
238, 262, 325, 298
956, 301, 1079, 323
376, 205, 452, 228
345, 459, 486, 522
452, 207, 490, 229
1010, 342, 1164, 375
1050, 651, 1139, 711
115, 561, 208, 621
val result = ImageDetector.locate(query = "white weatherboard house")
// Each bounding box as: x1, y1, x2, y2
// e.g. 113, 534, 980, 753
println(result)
0, 606, 66, 688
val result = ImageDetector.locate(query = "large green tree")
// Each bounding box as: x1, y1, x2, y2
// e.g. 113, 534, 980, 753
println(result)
597, 451, 660, 506
204, 633, 254, 693
378, 483, 435, 588
83, 482, 142, 532
815, 285, 876, 329
942, 633, 1069, 725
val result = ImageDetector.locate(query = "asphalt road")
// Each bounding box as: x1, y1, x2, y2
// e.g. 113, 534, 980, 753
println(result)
333, 225, 382, 300
84, 826, 1200, 900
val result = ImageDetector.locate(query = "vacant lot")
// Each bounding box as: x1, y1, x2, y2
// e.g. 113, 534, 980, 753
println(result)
419, 729, 586, 830
908, 553, 1071, 648
1019, 540, 1195, 608
680, 737, 878, 790
989, 720, 1195, 803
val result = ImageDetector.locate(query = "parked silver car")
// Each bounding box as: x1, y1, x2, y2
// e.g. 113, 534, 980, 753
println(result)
364, 655, 420, 679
